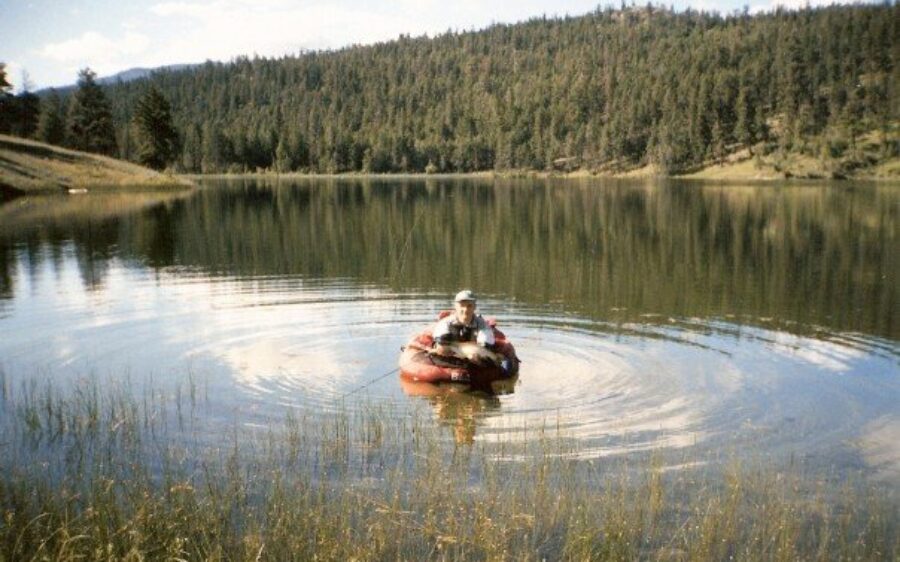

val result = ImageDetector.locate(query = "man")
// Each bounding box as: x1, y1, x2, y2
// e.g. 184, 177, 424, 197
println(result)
432, 289, 495, 356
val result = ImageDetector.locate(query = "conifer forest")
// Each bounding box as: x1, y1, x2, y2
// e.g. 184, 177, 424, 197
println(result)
4, 4, 899, 174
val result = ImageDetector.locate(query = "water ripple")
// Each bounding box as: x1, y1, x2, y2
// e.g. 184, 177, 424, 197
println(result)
1, 260, 897, 471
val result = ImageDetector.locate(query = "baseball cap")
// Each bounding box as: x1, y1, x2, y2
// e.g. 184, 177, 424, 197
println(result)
454, 289, 476, 302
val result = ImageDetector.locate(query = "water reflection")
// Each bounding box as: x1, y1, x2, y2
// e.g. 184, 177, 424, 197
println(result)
400, 378, 512, 444
0, 189, 190, 297
1, 178, 894, 338
0, 178, 896, 472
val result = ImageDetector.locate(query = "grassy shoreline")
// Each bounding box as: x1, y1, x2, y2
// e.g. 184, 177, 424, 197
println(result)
3, 135, 896, 196
0, 135, 193, 197
185, 130, 900, 184
184, 157, 900, 184
1, 373, 896, 560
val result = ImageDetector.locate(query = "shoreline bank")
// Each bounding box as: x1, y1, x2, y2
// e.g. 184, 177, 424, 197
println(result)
184, 166, 900, 183
0, 135, 193, 197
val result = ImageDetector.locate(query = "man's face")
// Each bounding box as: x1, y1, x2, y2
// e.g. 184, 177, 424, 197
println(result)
454, 300, 476, 324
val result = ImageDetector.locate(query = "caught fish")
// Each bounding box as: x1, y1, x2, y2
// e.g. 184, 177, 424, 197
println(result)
435, 341, 503, 366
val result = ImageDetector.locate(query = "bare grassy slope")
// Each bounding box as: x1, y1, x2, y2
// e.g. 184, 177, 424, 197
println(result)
683, 128, 900, 181
0, 135, 191, 196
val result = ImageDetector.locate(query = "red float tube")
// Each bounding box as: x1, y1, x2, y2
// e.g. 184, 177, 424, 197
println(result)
399, 311, 520, 385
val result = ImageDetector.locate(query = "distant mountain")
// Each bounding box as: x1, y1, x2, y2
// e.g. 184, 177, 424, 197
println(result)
39, 64, 197, 94
96, 64, 196, 86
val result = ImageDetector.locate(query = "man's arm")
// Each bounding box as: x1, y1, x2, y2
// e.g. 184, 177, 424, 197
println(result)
475, 316, 495, 346
431, 317, 453, 345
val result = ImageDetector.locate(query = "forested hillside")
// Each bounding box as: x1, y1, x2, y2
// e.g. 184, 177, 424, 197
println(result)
30, 5, 900, 174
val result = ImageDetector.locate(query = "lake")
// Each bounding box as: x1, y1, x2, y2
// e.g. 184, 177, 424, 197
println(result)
0, 177, 897, 478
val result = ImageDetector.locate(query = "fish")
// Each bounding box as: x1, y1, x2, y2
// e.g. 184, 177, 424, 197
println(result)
437, 341, 503, 366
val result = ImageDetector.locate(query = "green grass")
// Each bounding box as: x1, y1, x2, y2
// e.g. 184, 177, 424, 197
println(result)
0, 134, 192, 196
0, 372, 896, 561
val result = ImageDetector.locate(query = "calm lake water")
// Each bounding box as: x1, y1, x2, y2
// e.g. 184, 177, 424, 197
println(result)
0, 178, 897, 477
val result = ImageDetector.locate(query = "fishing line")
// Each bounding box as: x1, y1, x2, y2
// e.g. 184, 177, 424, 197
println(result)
393, 205, 427, 281
337, 365, 400, 401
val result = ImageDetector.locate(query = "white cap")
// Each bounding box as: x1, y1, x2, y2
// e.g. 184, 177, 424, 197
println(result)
454, 289, 476, 303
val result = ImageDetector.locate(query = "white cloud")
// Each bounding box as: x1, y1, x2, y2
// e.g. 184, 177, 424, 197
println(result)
141, 0, 598, 69
749, 0, 863, 14
19, 0, 613, 86
769, 333, 864, 372
143, 1, 425, 66
150, 1, 221, 18
38, 31, 151, 74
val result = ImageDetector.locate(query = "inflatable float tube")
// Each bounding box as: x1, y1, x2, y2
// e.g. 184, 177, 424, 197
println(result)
399, 311, 520, 386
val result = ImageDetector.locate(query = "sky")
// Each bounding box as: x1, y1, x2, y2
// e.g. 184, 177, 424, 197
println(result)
1, 0, 860, 91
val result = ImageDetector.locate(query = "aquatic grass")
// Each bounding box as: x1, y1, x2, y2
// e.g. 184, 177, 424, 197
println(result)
0, 367, 7, 404
0, 376, 897, 561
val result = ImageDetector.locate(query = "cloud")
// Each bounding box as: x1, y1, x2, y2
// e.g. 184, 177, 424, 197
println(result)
142, 0, 601, 67
749, 0, 867, 14
38, 31, 151, 73
150, 0, 223, 18
23, 0, 600, 85
769, 333, 864, 372
143, 1, 425, 65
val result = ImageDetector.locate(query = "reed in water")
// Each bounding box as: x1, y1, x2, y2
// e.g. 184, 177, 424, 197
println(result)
1, 372, 896, 561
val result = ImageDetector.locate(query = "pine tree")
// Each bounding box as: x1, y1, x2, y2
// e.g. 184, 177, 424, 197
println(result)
274, 136, 292, 172
0, 63, 11, 94
12, 93, 40, 139
181, 123, 202, 172
37, 89, 66, 145
200, 121, 223, 173
67, 68, 117, 155
50, 5, 898, 174
0, 63, 14, 134
0, 66, 40, 138
734, 85, 756, 150
132, 86, 180, 170
288, 128, 310, 170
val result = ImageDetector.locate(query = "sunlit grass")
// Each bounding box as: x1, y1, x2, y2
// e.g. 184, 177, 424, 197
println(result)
0, 134, 192, 195
0, 372, 896, 561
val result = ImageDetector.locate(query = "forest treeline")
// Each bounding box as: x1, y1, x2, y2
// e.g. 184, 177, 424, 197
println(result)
4, 4, 899, 174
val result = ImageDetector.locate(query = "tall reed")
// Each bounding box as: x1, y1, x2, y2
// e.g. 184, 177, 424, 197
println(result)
0, 374, 896, 561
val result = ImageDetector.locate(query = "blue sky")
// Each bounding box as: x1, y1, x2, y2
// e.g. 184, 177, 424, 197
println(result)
1, 0, 854, 90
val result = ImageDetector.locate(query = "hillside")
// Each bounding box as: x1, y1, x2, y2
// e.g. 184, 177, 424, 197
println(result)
84, 4, 897, 176
669, 127, 899, 180
0, 135, 192, 197
682, 131, 900, 181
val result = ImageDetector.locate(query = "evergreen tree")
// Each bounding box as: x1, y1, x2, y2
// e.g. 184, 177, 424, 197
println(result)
181, 123, 202, 172
67, 68, 117, 155
42, 5, 900, 173
274, 136, 292, 172
200, 121, 223, 173
12, 91, 40, 138
132, 86, 180, 170
0, 63, 11, 94
733, 85, 756, 150
11, 72, 40, 139
0, 66, 40, 138
37, 89, 67, 145
0, 63, 15, 134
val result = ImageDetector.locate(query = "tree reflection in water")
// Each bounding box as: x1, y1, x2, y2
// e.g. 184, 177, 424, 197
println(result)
0, 178, 895, 339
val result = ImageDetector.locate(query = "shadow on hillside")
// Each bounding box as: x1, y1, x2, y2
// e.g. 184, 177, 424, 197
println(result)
0, 137, 85, 165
